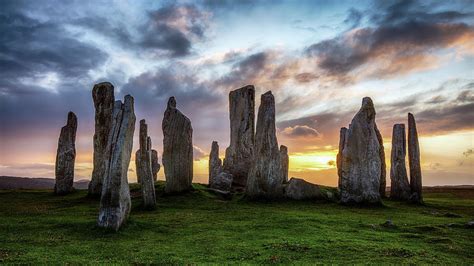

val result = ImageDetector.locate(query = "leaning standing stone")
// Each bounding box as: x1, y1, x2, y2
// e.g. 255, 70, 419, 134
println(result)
136, 120, 156, 209
89, 82, 115, 196
375, 125, 386, 197
98, 95, 135, 231
246, 91, 284, 198
223, 85, 255, 187
408, 113, 423, 203
390, 124, 411, 200
338, 97, 382, 204
209, 141, 222, 188
162, 97, 193, 193
280, 145, 289, 183
54, 112, 77, 195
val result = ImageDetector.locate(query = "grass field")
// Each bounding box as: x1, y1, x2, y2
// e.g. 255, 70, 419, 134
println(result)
0, 182, 473, 264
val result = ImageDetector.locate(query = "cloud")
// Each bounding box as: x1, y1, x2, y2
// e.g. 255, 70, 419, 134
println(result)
343, 8, 363, 28
193, 145, 207, 161
280, 125, 320, 138
140, 4, 210, 57
305, 1, 474, 82
463, 148, 473, 157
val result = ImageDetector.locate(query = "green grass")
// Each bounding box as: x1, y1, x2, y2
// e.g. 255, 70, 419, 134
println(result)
0, 182, 473, 264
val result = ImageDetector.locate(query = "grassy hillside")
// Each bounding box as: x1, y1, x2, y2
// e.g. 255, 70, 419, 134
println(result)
0, 182, 473, 264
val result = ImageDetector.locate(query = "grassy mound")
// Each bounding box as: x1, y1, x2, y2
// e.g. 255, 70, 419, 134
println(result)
0, 182, 473, 264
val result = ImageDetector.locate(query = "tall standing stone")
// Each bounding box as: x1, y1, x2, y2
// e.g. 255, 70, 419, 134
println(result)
135, 120, 156, 209
375, 125, 387, 197
336, 127, 347, 189
280, 145, 289, 183
246, 91, 284, 198
390, 124, 411, 200
89, 82, 115, 196
162, 97, 193, 193
338, 97, 382, 204
151, 149, 160, 182
54, 112, 77, 195
223, 85, 255, 187
408, 113, 423, 203
98, 95, 135, 231
209, 141, 222, 187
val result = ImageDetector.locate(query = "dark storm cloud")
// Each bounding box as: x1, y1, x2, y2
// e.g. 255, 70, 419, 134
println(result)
140, 3, 210, 57
0, 11, 107, 96
305, 0, 474, 81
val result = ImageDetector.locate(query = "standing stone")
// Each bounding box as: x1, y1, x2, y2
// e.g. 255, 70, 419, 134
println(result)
336, 127, 347, 188
338, 97, 382, 204
135, 120, 156, 209
151, 149, 160, 182
209, 141, 233, 191
209, 141, 222, 187
223, 85, 255, 187
89, 82, 115, 196
408, 113, 423, 203
390, 124, 411, 200
280, 145, 289, 183
54, 112, 77, 195
98, 96, 135, 231
162, 97, 193, 193
375, 125, 387, 197
246, 91, 284, 198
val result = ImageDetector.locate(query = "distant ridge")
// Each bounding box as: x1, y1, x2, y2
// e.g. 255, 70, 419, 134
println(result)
0, 176, 89, 190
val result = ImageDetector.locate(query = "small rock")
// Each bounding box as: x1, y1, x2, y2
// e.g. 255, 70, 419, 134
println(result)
381, 219, 397, 228
466, 221, 474, 229
284, 178, 323, 200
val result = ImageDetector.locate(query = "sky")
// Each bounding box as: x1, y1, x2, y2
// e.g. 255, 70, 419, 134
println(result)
0, 0, 473, 186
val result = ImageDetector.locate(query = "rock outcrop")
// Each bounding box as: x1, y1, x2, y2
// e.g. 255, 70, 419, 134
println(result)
338, 97, 382, 204
54, 112, 77, 195
209, 141, 233, 191
336, 127, 347, 188
280, 145, 289, 183
284, 178, 322, 200
390, 124, 411, 200
135, 120, 156, 209
408, 113, 423, 203
162, 97, 193, 193
89, 82, 115, 196
246, 91, 284, 198
98, 95, 135, 231
223, 85, 255, 187
151, 149, 160, 182
375, 125, 386, 197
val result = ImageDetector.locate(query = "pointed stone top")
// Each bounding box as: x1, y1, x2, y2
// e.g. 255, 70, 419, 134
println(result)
147, 136, 152, 150
140, 119, 146, 125
280, 145, 288, 153
168, 96, 177, 109
261, 91, 274, 103
67, 111, 77, 125
123, 95, 134, 111
358, 97, 375, 119
394, 123, 405, 128
408, 112, 415, 120
235, 85, 255, 92
212, 140, 219, 147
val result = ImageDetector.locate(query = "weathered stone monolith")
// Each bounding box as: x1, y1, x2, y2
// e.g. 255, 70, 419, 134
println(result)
246, 91, 284, 198
89, 82, 115, 196
162, 97, 193, 193
376, 125, 387, 197
223, 85, 255, 187
336, 127, 347, 188
135, 120, 156, 209
209, 141, 222, 187
280, 145, 289, 183
54, 112, 77, 195
390, 124, 411, 200
98, 95, 135, 231
338, 97, 382, 204
408, 113, 423, 203
151, 149, 160, 182
208, 141, 233, 191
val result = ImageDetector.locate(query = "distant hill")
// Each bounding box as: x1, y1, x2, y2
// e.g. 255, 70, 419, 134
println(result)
0, 176, 89, 190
